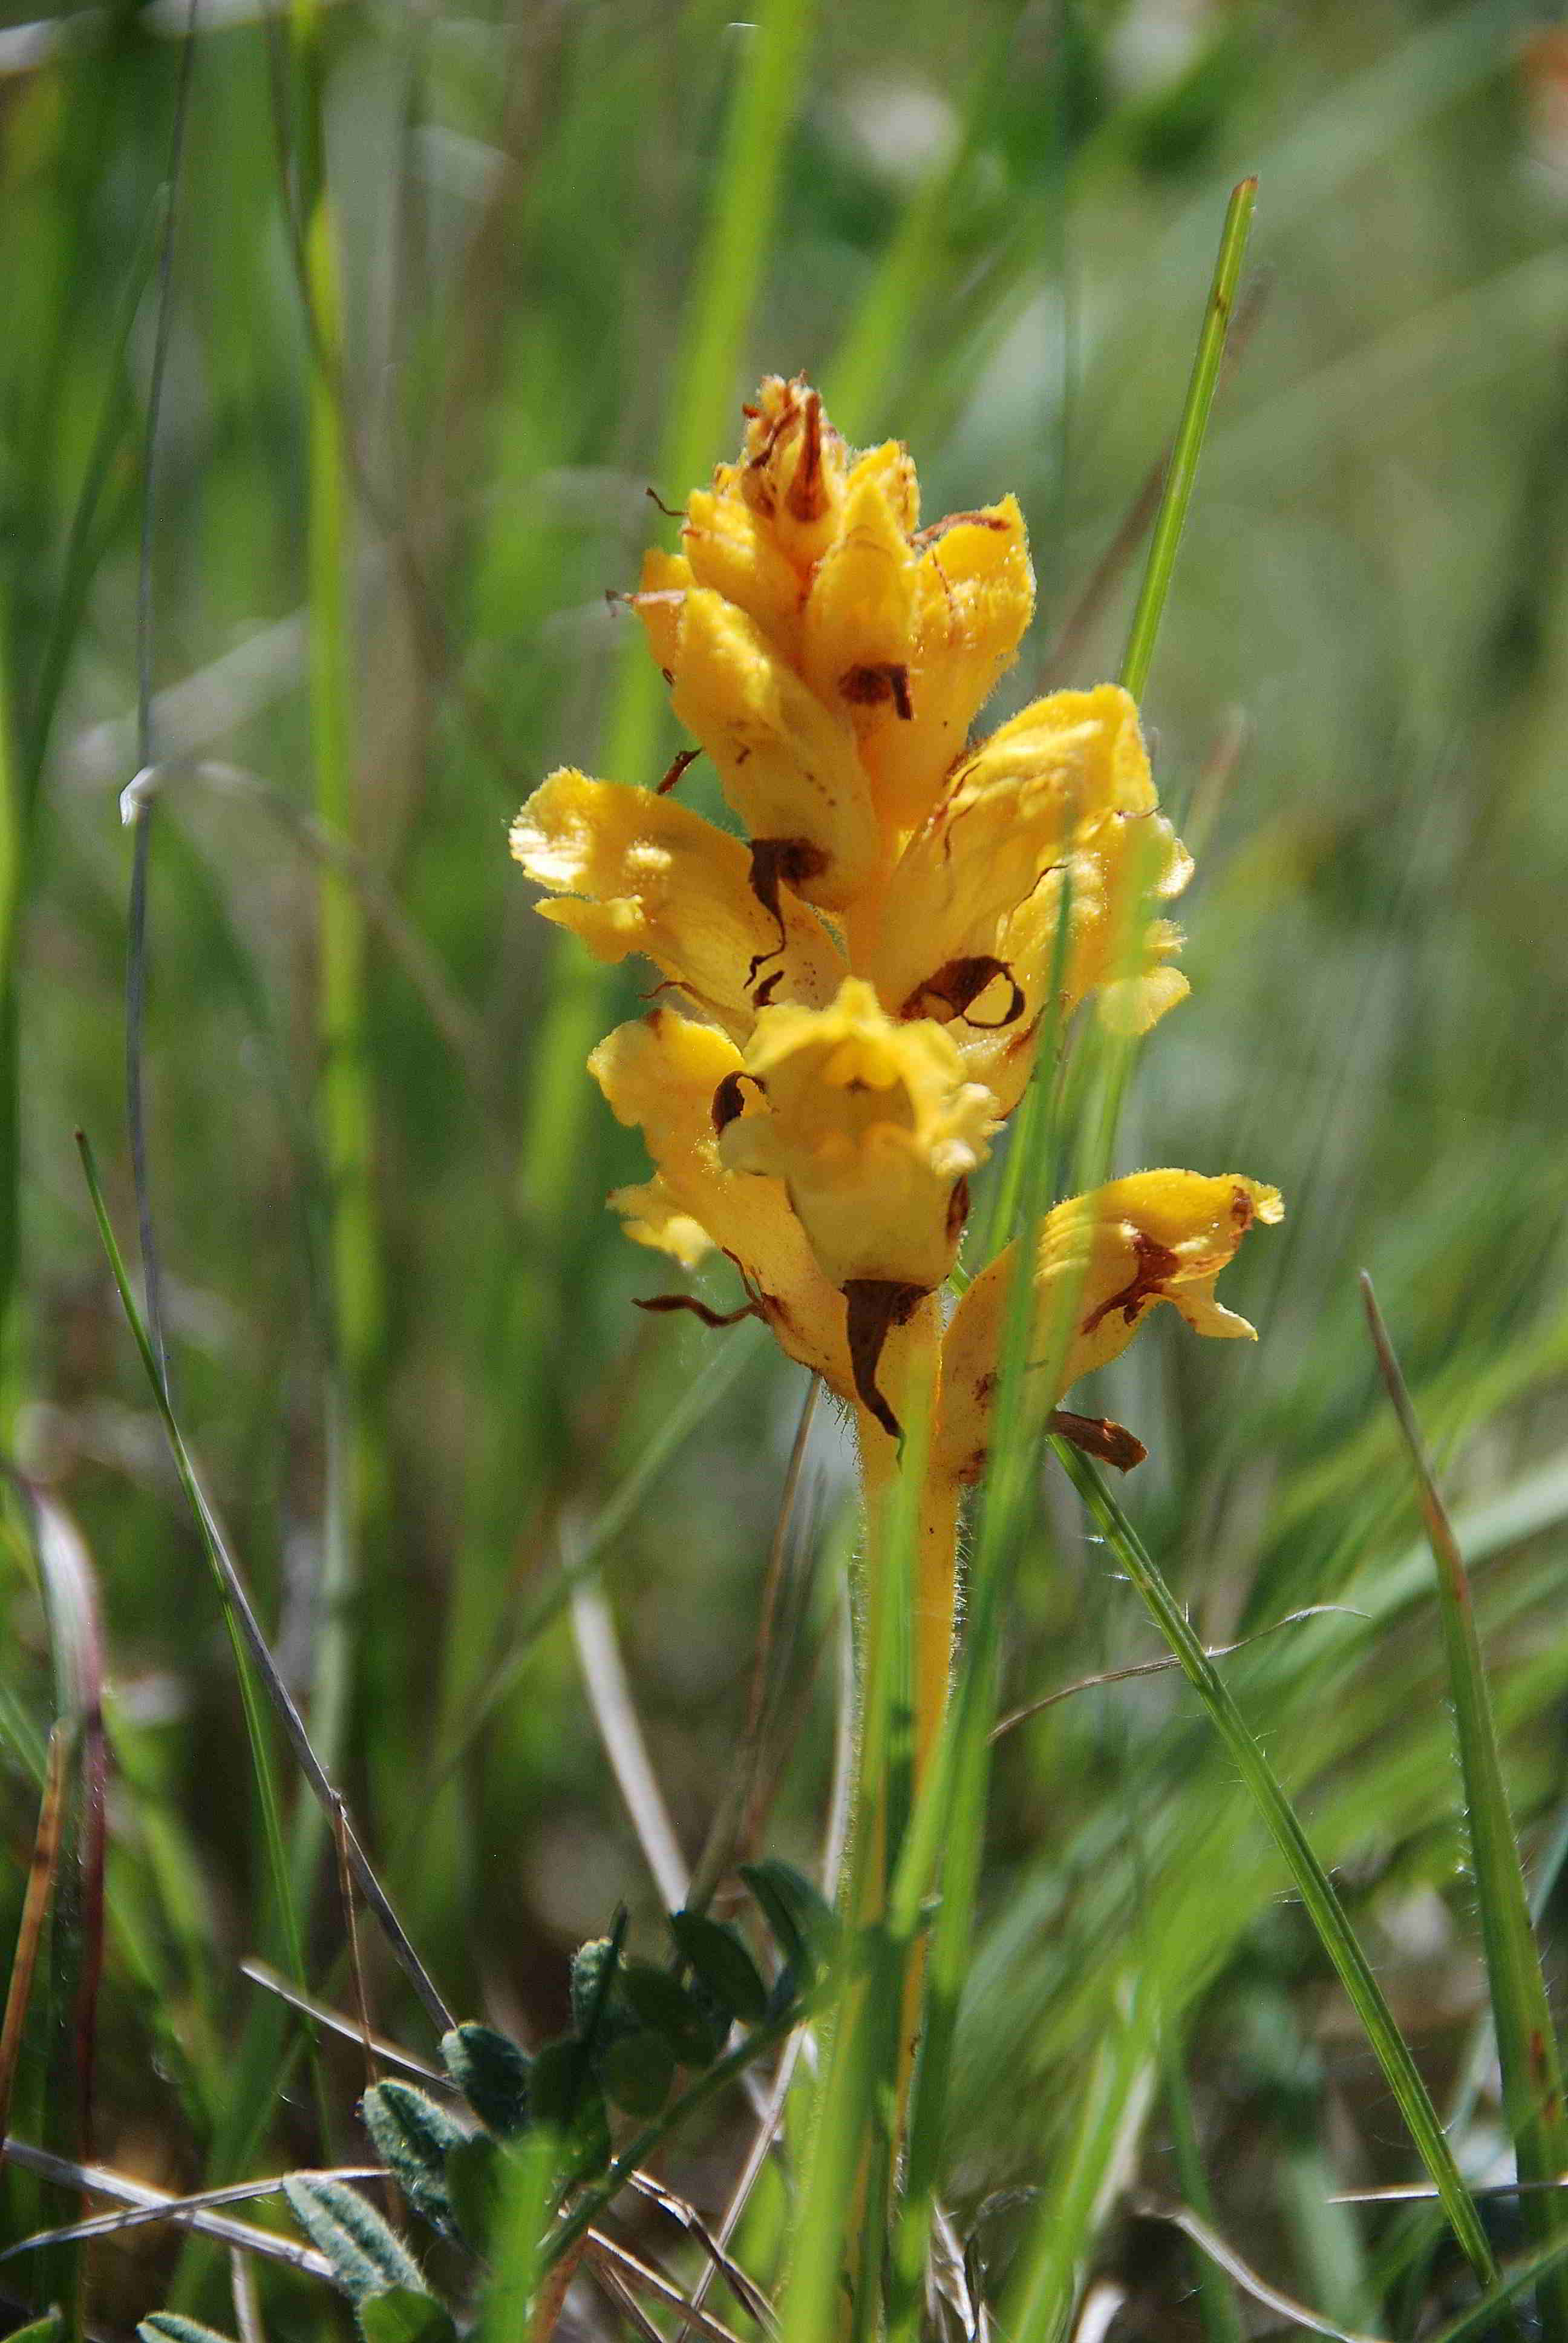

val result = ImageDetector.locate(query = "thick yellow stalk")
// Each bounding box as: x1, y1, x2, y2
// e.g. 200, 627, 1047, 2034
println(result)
837, 1296, 961, 2335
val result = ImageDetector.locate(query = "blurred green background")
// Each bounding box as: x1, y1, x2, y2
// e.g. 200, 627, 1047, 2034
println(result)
5, 0, 1568, 2331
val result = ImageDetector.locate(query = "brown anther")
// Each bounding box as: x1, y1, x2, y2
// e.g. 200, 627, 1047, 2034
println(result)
838, 663, 913, 719
900, 956, 1025, 1032
1047, 1410, 1148, 1473
745, 837, 830, 983
752, 970, 783, 1009
1080, 1230, 1181, 1337
785, 391, 828, 524
711, 1071, 766, 1136
634, 1293, 760, 1329
843, 1279, 925, 1441
656, 747, 699, 796
946, 1176, 972, 1245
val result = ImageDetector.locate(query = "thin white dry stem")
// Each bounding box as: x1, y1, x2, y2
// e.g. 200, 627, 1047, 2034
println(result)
1131, 2194, 1390, 2343
589, 2229, 755, 2343
0, 2141, 381, 2276
230, 2246, 266, 2343
569, 1552, 690, 1914
239, 1957, 445, 2077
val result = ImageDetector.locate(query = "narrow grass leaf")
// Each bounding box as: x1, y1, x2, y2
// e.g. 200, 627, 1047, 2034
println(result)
1056, 1444, 1497, 2289
1120, 177, 1256, 701
1363, 1273, 1568, 2324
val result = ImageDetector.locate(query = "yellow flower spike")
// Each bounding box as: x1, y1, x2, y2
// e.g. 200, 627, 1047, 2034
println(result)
589, 1008, 856, 1397
934, 1170, 1283, 1486
662, 586, 883, 912
509, 770, 846, 1041
864, 495, 1035, 833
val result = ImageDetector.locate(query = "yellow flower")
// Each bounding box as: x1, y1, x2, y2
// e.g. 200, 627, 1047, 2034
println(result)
720, 978, 995, 1288
509, 375, 1273, 1458
509, 770, 846, 1042
935, 1172, 1284, 1481
589, 1006, 857, 1398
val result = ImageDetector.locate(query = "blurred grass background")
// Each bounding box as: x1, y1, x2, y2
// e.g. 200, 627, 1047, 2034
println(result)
5, 0, 1568, 2333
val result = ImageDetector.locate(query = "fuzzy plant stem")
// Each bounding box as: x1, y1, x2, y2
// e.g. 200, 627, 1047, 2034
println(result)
832, 1297, 959, 2336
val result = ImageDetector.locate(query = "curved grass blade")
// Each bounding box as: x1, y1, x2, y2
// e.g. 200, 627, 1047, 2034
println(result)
1120, 176, 1256, 701
1056, 1443, 1497, 2290
1363, 1273, 1568, 2330
75, 1130, 452, 2043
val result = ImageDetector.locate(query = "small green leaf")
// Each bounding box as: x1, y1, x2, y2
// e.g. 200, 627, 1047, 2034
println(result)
740, 1859, 838, 1979
441, 2021, 532, 2137
569, 1936, 620, 2036
600, 2027, 675, 2117
670, 1909, 768, 2024
446, 2131, 505, 2253
283, 2177, 427, 2305
529, 2037, 593, 2129
530, 2039, 611, 2178
362, 2080, 468, 2229
619, 1958, 722, 2064
11, 2319, 66, 2343
358, 2288, 459, 2343
137, 2320, 232, 2343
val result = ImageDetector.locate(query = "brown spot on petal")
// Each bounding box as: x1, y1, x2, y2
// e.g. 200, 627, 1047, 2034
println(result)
656, 747, 699, 796
1080, 1230, 1181, 1337
752, 969, 783, 1008
900, 955, 1025, 1031
711, 1070, 766, 1135
912, 510, 1011, 547
843, 1279, 924, 1441
1047, 1410, 1148, 1473
839, 662, 913, 719
1230, 1184, 1255, 1231
634, 1293, 760, 1329
746, 836, 831, 983
785, 390, 828, 523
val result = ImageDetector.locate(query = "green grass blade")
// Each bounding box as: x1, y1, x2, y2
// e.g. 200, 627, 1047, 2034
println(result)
1120, 176, 1256, 701
1425, 2224, 1568, 2343
1056, 1444, 1497, 2290
1363, 1273, 1568, 2325
292, 0, 382, 1820
1163, 2031, 1247, 2343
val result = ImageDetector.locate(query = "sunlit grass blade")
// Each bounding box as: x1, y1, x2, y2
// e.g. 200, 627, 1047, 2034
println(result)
1120, 175, 1256, 701
292, 0, 384, 1824
1055, 1443, 1497, 2289
1363, 1272, 1568, 2328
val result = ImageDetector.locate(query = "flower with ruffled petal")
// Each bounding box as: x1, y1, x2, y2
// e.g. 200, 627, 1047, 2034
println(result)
935, 1172, 1284, 1483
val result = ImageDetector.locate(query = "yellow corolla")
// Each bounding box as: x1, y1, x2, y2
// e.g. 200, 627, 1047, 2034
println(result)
936, 1172, 1284, 1481
719, 978, 996, 1291
509, 770, 846, 1041
589, 1006, 857, 1399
